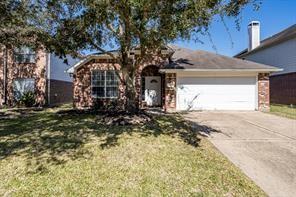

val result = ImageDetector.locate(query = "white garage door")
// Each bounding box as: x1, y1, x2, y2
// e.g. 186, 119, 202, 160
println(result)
177, 77, 257, 111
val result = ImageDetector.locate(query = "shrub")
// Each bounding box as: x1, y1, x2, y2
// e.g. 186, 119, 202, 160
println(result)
19, 91, 36, 107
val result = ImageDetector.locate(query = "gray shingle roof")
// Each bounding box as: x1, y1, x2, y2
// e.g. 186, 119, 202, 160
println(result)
235, 24, 296, 58
163, 45, 280, 71
67, 45, 281, 73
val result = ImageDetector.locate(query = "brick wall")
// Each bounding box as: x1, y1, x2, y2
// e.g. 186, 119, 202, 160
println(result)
258, 73, 270, 111
164, 73, 176, 112
0, 48, 47, 107
73, 55, 167, 109
73, 61, 124, 109
270, 72, 296, 105
48, 79, 73, 106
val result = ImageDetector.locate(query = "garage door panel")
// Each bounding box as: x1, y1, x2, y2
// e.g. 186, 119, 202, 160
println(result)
179, 85, 255, 94
178, 77, 256, 85
178, 94, 254, 110
177, 77, 256, 110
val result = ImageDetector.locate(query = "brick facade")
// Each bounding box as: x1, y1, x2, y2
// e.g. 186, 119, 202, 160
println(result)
270, 72, 296, 105
164, 73, 176, 112
0, 48, 47, 107
72, 57, 272, 112
73, 56, 168, 109
73, 60, 124, 108
74, 68, 273, 111
258, 73, 270, 111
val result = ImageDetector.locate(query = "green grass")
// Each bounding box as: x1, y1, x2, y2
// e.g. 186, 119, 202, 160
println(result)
270, 104, 296, 119
0, 107, 265, 196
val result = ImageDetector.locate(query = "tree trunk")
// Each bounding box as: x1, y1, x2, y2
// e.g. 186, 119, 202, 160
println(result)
125, 84, 139, 113
121, 65, 140, 113
120, 49, 140, 113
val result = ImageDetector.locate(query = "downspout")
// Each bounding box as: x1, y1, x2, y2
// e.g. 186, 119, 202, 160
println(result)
47, 53, 51, 105
3, 46, 8, 105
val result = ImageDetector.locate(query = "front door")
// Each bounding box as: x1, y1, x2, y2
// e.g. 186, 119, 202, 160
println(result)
144, 76, 161, 106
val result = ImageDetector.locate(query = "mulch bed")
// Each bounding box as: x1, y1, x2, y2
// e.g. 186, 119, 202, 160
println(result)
96, 111, 152, 126
56, 109, 153, 126
1, 106, 156, 125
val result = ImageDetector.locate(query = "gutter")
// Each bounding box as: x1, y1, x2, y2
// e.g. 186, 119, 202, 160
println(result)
159, 68, 283, 73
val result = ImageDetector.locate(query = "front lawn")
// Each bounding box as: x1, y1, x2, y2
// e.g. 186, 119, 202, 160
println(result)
0, 107, 265, 196
270, 104, 296, 119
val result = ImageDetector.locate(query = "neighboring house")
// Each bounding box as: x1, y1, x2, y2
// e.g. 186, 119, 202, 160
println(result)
0, 47, 79, 107
67, 45, 280, 112
235, 21, 296, 104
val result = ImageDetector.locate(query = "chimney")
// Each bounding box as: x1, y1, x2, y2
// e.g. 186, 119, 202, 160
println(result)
248, 21, 260, 51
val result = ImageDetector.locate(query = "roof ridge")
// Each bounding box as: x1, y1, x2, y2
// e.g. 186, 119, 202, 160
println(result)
234, 23, 296, 57
260, 24, 296, 44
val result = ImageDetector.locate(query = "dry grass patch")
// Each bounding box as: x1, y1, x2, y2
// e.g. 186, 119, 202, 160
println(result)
0, 106, 265, 196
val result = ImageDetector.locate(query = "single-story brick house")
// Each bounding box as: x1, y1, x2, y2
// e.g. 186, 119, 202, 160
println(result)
67, 46, 281, 112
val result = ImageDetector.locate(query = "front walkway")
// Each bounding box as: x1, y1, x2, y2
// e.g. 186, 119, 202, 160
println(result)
183, 111, 296, 197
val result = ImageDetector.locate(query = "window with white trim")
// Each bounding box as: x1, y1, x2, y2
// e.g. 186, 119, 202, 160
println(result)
14, 46, 36, 63
91, 70, 119, 98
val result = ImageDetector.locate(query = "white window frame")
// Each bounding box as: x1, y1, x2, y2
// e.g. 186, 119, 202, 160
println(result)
91, 70, 119, 98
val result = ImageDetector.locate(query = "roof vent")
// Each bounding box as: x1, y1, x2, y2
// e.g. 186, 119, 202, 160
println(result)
248, 21, 260, 51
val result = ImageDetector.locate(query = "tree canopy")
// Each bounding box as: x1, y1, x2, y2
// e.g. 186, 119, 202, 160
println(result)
0, 0, 260, 54
1, 0, 260, 111
0, 0, 42, 48
40, 0, 259, 56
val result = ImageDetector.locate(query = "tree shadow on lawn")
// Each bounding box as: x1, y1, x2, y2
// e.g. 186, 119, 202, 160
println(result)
0, 108, 220, 173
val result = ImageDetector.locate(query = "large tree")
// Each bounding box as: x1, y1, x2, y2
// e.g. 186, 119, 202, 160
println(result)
0, 0, 46, 48
38, 0, 259, 111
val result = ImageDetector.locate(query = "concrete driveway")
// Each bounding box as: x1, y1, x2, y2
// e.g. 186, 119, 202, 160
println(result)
183, 111, 296, 197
